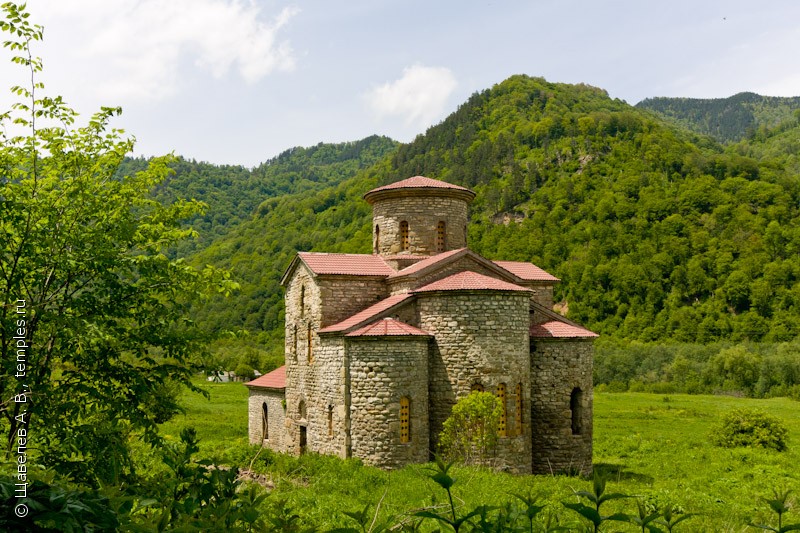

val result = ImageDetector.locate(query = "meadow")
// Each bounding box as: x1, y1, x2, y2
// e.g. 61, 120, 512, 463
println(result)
159, 379, 800, 531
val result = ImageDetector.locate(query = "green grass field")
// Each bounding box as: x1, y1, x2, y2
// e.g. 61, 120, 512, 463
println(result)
160, 380, 800, 530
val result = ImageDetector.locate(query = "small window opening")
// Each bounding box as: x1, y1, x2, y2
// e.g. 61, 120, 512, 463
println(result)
497, 383, 507, 437
470, 382, 484, 393
292, 325, 298, 359
261, 402, 269, 440
327, 405, 334, 436
570, 388, 583, 435
374, 224, 380, 252
399, 397, 411, 443
400, 221, 409, 251
307, 323, 313, 364
515, 383, 523, 436
300, 285, 305, 318
436, 221, 446, 252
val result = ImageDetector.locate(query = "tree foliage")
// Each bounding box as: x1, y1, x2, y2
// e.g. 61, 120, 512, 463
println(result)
0, 1, 235, 485
437, 392, 502, 466
179, 75, 800, 356
710, 408, 789, 452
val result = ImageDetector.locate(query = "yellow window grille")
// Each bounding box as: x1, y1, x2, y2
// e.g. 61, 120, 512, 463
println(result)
400, 221, 409, 251
497, 383, 507, 437
436, 221, 446, 252
399, 397, 410, 443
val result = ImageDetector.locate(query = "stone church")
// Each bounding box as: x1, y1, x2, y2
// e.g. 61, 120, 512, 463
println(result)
247, 176, 597, 474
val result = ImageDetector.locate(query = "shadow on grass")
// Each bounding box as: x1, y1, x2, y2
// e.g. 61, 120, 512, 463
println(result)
594, 462, 654, 484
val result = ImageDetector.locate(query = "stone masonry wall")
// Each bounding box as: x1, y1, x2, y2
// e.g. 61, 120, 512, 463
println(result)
347, 337, 430, 468
319, 277, 388, 328
417, 291, 532, 473
247, 389, 287, 452
530, 339, 593, 475
373, 195, 468, 256
284, 264, 323, 456
516, 283, 554, 309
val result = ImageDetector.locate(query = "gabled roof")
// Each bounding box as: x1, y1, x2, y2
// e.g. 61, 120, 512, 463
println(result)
413, 271, 531, 293
364, 176, 476, 203
345, 318, 431, 337
246, 365, 286, 389
319, 293, 414, 334
387, 248, 467, 279
281, 252, 393, 285
530, 321, 599, 339
493, 260, 560, 282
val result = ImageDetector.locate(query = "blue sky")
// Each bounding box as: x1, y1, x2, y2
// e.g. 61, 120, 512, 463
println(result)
2, 1, 799, 167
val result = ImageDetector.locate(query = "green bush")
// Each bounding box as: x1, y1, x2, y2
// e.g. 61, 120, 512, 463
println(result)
710, 408, 789, 451
234, 363, 256, 381
438, 392, 501, 466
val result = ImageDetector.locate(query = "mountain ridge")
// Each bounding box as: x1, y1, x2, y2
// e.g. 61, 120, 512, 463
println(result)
156, 75, 800, 359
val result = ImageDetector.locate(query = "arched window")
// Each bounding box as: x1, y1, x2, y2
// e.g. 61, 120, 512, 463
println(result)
399, 397, 411, 443
470, 382, 484, 393
307, 323, 313, 364
436, 221, 446, 252
300, 285, 305, 318
298, 399, 307, 420
570, 388, 583, 435
261, 402, 269, 440
374, 224, 380, 252
400, 221, 409, 251
515, 383, 523, 436
327, 405, 334, 436
496, 383, 507, 437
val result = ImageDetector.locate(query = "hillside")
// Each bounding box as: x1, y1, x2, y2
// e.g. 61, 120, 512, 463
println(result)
118, 136, 398, 255
636, 92, 800, 143
182, 75, 800, 356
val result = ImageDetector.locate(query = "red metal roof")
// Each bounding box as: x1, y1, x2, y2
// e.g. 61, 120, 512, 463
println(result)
246, 365, 286, 389
365, 176, 474, 195
493, 260, 560, 282
413, 271, 531, 293
529, 321, 598, 338
345, 318, 431, 337
387, 248, 466, 279
298, 252, 394, 277
319, 293, 414, 333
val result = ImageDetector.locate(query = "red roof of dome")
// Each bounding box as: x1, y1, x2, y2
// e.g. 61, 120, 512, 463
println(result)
364, 176, 476, 203
246, 365, 286, 389
345, 318, 431, 337
413, 271, 531, 293
529, 321, 598, 338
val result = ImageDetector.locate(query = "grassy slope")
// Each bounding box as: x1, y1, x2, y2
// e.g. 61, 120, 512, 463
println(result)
159, 382, 800, 530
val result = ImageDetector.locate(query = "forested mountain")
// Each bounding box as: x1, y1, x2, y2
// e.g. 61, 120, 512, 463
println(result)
176, 75, 800, 360
637, 92, 800, 143
119, 136, 398, 255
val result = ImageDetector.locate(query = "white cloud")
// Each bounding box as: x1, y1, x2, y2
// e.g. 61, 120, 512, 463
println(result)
365, 64, 457, 127
19, 0, 299, 104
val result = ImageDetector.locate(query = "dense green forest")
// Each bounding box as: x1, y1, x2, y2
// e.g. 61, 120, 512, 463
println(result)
171, 76, 800, 369
118, 136, 398, 255
637, 92, 800, 143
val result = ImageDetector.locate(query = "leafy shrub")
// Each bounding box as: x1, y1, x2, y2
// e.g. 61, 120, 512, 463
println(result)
438, 392, 501, 466
234, 363, 256, 380
710, 408, 789, 451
